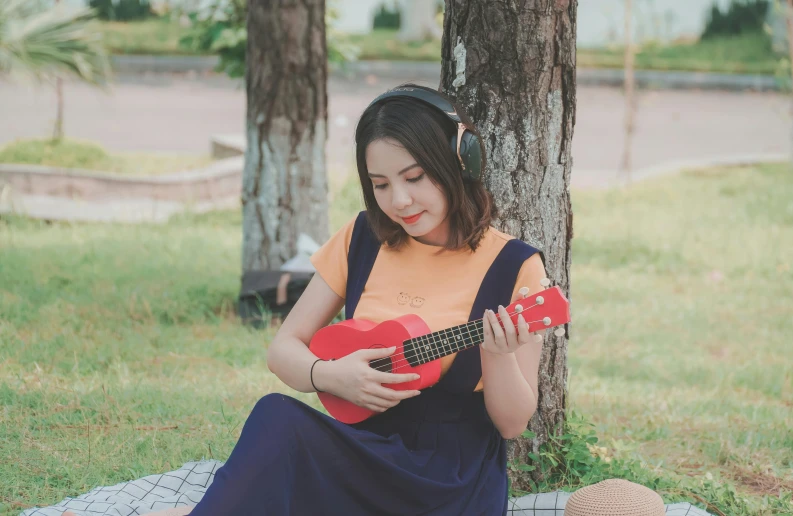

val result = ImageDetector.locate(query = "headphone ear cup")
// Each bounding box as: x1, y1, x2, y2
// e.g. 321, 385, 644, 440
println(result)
451, 130, 482, 181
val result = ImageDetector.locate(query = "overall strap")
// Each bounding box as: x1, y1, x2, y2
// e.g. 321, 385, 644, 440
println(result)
437, 238, 542, 393
344, 211, 381, 319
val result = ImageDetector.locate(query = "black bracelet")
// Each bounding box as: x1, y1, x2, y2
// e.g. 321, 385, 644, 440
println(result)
310, 358, 325, 393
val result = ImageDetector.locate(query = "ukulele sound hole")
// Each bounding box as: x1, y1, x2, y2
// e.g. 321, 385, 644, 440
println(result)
369, 356, 392, 374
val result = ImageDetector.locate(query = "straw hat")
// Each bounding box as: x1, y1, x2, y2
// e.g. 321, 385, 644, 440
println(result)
564, 479, 665, 516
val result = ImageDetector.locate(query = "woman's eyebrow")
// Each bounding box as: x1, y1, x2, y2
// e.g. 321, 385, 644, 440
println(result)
368, 164, 420, 178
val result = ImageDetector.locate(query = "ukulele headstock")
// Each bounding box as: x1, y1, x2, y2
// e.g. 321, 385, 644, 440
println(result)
504, 284, 570, 336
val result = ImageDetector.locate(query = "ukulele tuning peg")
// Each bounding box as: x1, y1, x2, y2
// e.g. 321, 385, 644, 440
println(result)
519, 286, 530, 297
533, 334, 544, 343
543, 317, 551, 326
554, 327, 566, 337
535, 295, 544, 305
540, 278, 551, 288
514, 304, 523, 313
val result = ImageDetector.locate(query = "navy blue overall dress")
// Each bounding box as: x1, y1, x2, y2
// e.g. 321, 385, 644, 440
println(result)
191, 212, 540, 515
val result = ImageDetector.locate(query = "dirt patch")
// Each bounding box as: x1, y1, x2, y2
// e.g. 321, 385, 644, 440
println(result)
729, 465, 793, 497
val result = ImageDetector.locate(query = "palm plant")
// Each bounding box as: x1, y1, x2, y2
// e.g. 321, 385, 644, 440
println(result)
0, 0, 110, 140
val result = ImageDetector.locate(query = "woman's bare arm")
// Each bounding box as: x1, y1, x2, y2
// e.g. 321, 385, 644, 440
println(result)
266, 274, 420, 411
266, 274, 345, 392
480, 254, 546, 439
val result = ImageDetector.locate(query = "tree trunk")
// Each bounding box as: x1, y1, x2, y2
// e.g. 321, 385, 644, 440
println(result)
440, 0, 576, 490
53, 0, 63, 142
53, 79, 64, 141
242, 0, 329, 275
620, 0, 635, 183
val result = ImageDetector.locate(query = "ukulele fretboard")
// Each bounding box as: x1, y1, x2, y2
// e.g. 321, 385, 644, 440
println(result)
402, 320, 485, 367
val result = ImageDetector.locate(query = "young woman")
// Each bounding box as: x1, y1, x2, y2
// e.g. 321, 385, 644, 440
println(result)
70, 84, 547, 516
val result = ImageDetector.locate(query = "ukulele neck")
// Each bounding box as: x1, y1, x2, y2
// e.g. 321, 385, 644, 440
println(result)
403, 320, 486, 366
400, 286, 571, 367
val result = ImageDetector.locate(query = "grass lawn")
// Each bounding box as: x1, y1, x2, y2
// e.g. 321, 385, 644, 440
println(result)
0, 139, 214, 176
1, 165, 792, 514
345, 28, 443, 62
569, 163, 793, 507
96, 17, 200, 56
100, 18, 780, 76
350, 30, 780, 75
578, 32, 780, 76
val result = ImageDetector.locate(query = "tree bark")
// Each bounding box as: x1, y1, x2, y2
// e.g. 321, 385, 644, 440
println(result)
53, 78, 64, 141
440, 0, 576, 490
53, 0, 63, 142
243, 0, 329, 274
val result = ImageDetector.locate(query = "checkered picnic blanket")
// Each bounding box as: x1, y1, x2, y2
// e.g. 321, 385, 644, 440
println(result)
20, 460, 714, 516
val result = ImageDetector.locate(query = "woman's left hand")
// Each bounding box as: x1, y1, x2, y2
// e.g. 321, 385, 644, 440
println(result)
481, 288, 533, 355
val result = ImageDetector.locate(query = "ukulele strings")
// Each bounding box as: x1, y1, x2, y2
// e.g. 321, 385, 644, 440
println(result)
369, 302, 547, 373
375, 314, 549, 374
375, 301, 542, 372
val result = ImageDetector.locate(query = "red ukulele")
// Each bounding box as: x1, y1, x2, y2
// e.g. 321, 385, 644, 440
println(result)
309, 286, 571, 424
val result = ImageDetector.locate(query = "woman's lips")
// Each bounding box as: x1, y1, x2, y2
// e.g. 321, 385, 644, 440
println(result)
401, 212, 424, 225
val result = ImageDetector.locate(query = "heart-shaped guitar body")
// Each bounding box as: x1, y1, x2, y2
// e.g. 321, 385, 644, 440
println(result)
309, 314, 442, 424
309, 286, 570, 424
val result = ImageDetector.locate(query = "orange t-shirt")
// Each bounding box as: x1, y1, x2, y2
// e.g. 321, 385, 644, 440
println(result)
310, 216, 545, 390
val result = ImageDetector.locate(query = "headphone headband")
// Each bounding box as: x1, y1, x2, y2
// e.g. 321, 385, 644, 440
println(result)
369, 87, 462, 123
367, 86, 482, 181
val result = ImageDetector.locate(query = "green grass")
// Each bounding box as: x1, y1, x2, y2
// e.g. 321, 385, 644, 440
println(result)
0, 139, 213, 176
349, 30, 781, 73
579, 32, 780, 76
96, 17, 200, 56
566, 163, 793, 510
345, 29, 443, 61
100, 19, 780, 76
1, 165, 792, 514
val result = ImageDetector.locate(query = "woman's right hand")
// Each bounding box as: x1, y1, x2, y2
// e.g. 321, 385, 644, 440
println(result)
314, 346, 421, 413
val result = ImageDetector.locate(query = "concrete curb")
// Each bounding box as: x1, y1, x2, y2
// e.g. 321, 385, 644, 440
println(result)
575, 153, 788, 189
111, 55, 782, 92
0, 137, 246, 222
578, 68, 779, 92
111, 54, 220, 74
0, 157, 243, 202
0, 189, 240, 224
1, 152, 785, 224
209, 133, 787, 190
211, 134, 246, 160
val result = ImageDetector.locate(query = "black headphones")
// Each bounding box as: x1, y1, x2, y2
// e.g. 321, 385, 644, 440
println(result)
366, 86, 483, 181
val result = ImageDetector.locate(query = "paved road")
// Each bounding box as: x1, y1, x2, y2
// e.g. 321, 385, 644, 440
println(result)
1, 71, 789, 188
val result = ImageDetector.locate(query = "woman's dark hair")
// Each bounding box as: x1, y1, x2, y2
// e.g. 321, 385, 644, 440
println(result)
354, 84, 496, 251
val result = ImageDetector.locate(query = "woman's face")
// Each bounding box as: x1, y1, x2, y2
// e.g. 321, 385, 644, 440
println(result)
365, 138, 450, 246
